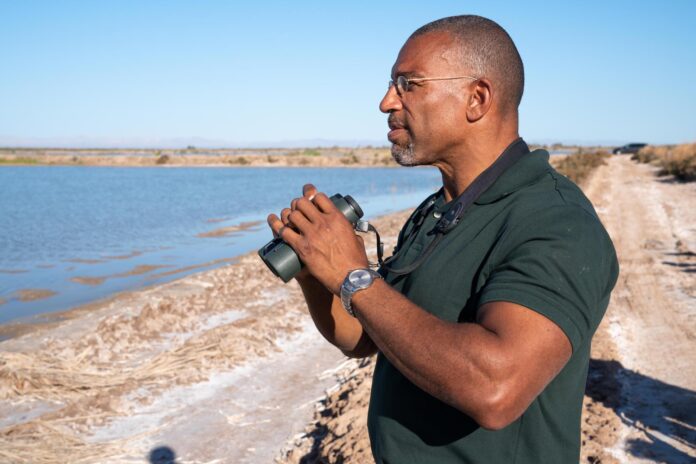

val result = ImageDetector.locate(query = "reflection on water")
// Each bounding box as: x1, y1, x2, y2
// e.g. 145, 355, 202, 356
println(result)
0, 166, 440, 325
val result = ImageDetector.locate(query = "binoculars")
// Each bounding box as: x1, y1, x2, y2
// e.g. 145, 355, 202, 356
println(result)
258, 194, 364, 282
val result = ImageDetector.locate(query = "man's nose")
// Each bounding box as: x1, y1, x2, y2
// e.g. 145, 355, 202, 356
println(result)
379, 84, 402, 114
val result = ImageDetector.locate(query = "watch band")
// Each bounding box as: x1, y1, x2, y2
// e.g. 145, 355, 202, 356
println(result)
340, 268, 381, 317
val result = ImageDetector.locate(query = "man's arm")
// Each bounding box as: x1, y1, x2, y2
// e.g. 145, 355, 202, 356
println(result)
294, 273, 378, 358
272, 185, 572, 430
351, 282, 571, 430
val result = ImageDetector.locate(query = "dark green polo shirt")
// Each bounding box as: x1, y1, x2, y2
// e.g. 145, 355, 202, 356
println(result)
369, 149, 619, 463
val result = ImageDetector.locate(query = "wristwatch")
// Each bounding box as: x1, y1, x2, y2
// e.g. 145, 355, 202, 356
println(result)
340, 268, 382, 316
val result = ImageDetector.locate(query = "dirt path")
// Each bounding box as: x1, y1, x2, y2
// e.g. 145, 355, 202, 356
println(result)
581, 156, 696, 463
278, 156, 696, 464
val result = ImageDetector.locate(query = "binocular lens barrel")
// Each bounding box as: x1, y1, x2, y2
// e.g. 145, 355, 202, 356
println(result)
258, 194, 363, 282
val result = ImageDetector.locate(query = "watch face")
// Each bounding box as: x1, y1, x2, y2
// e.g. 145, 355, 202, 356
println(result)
349, 269, 373, 287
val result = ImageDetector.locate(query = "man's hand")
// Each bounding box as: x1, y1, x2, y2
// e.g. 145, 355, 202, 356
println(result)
266, 184, 369, 293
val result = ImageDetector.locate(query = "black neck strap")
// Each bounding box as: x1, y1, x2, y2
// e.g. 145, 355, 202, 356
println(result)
382, 138, 530, 276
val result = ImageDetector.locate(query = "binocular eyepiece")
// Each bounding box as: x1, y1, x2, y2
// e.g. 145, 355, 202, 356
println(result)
258, 194, 364, 282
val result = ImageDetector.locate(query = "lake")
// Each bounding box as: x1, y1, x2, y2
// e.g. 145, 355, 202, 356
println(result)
0, 166, 441, 325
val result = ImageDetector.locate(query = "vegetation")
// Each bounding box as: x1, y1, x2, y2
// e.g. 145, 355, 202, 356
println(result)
340, 152, 360, 165
155, 154, 170, 165
555, 151, 610, 185
302, 149, 321, 157
632, 143, 696, 181
0, 156, 40, 165
228, 156, 250, 165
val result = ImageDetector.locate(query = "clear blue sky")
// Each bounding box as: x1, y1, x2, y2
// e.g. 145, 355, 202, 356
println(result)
1, 1, 694, 147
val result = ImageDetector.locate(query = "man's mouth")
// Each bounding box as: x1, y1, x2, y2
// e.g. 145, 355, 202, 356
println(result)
387, 117, 409, 143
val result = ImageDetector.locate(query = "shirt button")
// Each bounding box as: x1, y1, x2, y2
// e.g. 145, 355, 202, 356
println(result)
433, 211, 442, 219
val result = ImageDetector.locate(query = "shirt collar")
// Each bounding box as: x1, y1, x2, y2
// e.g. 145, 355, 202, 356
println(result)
432, 140, 552, 212
474, 148, 551, 205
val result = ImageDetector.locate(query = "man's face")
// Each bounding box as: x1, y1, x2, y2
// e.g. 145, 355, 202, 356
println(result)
380, 32, 473, 166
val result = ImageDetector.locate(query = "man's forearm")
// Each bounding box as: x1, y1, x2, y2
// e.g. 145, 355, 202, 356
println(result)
350, 279, 513, 426
296, 275, 375, 356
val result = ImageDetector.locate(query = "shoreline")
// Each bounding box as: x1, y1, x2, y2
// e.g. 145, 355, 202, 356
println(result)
0, 183, 439, 329
0, 206, 412, 462
0, 146, 573, 168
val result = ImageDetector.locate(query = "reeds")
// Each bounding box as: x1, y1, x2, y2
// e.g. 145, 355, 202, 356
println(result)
555, 151, 610, 186
632, 143, 696, 181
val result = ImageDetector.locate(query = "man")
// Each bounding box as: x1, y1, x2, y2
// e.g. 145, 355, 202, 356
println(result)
266, 15, 618, 463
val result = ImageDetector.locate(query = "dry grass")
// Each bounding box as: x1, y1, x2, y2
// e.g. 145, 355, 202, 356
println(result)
0, 156, 40, 165
555, 151, 610, 185
632, 143, 696, 181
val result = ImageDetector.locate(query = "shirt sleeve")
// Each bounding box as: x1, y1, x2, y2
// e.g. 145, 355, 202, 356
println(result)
477, 205, 619, 352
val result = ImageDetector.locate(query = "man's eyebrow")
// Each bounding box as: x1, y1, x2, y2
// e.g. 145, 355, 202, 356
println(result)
391, 70, 422, 79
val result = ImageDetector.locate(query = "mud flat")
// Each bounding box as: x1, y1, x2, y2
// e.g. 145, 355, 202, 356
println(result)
276, 156, 696, 464
0, 205, 410, 463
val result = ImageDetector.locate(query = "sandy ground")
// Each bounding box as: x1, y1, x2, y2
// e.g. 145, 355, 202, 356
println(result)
1, 156, 694, 463
275, 156, 696, 464
0, 207, 408, 463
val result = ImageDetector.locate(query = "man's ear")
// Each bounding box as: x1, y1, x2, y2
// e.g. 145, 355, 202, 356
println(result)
466, 78, 493, 122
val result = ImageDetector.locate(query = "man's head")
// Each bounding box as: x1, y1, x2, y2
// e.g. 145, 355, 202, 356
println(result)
380, 15, 524, 166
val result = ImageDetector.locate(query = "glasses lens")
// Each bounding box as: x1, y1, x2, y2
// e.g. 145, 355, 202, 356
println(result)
396, 75, 408, 94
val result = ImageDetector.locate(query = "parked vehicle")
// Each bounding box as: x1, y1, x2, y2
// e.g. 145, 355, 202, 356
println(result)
613, 143, 647, 155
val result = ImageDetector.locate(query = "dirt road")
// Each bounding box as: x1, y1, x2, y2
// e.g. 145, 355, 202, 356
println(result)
581, 156, 696, 463
278, 156, 696, 464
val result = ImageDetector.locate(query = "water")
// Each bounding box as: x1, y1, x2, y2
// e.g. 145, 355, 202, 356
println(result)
0, 166, 440, 325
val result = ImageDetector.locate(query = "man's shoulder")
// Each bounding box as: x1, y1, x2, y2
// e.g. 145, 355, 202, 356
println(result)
493, 172, 616, 265
502, 167, 600, 228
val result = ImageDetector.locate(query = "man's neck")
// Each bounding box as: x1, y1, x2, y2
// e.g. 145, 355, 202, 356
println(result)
435, 132, 521, 202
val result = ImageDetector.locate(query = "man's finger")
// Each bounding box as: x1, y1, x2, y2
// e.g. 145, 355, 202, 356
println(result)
267, 213, 284, 238
294, 197, 322, 223
313, 192, 339, 214
280, 208, 293, 227
303, 184, 318, 200
288, 209, 312, 232
277, 221, 301, 246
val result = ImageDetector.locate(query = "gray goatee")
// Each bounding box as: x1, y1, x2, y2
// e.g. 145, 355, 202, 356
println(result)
391, 143, 416, 166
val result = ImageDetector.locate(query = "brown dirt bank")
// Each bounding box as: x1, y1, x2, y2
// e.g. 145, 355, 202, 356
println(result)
0, 203, 411, 463
276, 156, 696, 464
14, 289, 57, 302
0, 145, 579, 168
197, 220, 264, 238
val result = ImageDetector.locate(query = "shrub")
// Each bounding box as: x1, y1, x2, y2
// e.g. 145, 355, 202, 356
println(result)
339, 152, 359, 165
555, 151, 609, 185
229, 156, 250, 165
156, 154, 170, 165
633, 143, 696, 181
302, 149, 321, 157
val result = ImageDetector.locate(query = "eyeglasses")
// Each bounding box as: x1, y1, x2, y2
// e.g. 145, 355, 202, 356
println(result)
388, 74, 478, 96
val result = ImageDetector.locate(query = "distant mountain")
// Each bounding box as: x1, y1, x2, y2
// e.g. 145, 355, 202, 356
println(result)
0, 135, 388, 149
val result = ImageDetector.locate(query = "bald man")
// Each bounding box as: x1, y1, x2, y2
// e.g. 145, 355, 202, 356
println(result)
267, 15, 618, 464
